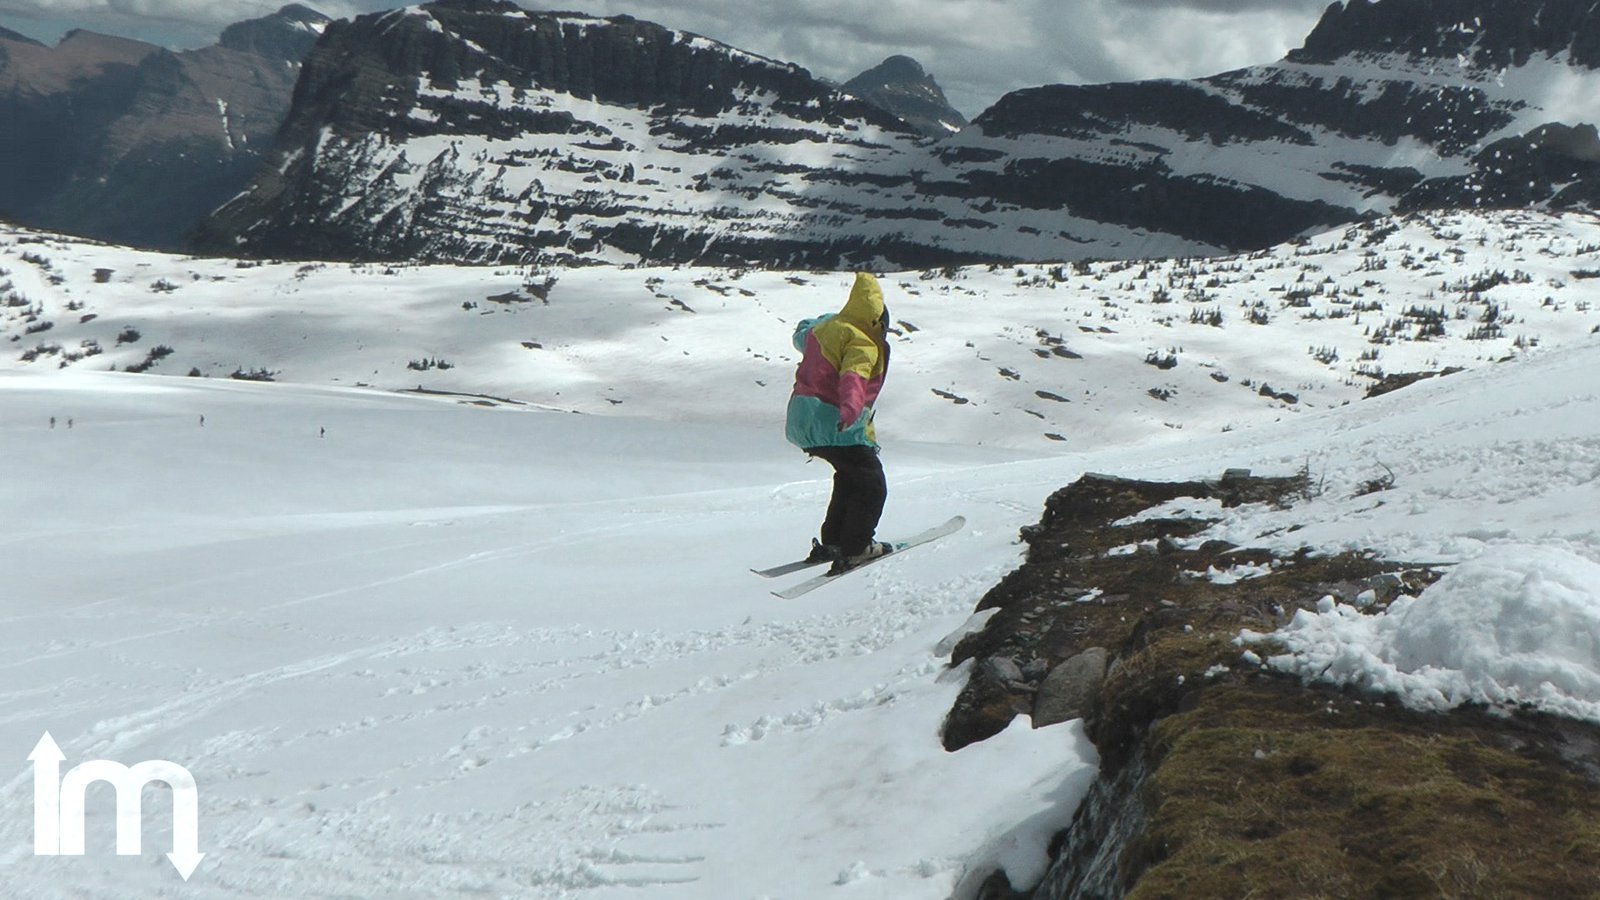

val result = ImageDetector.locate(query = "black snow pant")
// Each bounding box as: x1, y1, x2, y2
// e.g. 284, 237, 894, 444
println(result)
805, 445, 887, 557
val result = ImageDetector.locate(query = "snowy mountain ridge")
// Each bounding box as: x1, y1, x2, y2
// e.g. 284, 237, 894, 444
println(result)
8, 208, 1600, 452
192, 0, 1600, 268
191, 1, 929, 267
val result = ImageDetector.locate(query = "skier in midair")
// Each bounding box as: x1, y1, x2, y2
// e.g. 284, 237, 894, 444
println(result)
785, 272, 893, 573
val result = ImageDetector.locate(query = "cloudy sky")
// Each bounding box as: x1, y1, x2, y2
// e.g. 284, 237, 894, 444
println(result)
0, 0, 1335, 116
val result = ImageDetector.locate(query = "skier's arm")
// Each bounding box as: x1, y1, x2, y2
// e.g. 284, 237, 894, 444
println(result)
836, 337, 877, 429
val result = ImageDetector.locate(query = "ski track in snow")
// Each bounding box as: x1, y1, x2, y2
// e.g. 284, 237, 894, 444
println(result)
0, 376, 1069, 898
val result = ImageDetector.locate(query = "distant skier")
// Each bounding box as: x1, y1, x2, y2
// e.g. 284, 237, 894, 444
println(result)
785, 272, 893, 572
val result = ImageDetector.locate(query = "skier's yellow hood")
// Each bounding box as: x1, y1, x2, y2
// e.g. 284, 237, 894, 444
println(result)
837, 272, 886, 329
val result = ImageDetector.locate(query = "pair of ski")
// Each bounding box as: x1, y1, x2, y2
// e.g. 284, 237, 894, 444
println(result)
752, 516, 965, 599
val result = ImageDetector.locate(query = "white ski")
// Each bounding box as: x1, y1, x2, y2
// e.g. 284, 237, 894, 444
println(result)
771, 516, 965, 599
751, 557, 830, 579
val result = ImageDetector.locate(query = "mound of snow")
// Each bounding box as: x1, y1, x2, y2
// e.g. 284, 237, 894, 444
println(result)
1244, 543, 1600, 720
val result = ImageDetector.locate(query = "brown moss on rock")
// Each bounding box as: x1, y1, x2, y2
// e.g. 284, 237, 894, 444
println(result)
1129, 682, 1600, 899
942, 471, 1408, 754
946, 470, 1600, 899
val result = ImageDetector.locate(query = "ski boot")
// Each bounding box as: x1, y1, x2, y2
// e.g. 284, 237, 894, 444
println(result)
806, 539, 840, 564
828, 541, 892, 576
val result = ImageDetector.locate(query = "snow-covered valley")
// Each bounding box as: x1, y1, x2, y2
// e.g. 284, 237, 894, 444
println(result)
2, 209, 1600, 897
8, 210, 1600, 451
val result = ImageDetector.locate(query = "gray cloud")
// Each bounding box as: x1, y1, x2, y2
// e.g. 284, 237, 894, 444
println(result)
0, 0, 1330, 115
542, 0, 1330, 115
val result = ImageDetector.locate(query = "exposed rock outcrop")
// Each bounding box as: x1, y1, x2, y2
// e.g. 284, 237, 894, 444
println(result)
951, 471, 1600, 898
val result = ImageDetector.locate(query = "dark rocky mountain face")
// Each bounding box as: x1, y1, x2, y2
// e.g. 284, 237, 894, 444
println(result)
0, 26, 44, 46
1404, 122, 1600, 210
219, 3, 327, 59
195, 0, 1600, 269
0, 31, 156, 222
1294, 0, 1600, 67
0, 5, 330, 250
843, 55, 968, 137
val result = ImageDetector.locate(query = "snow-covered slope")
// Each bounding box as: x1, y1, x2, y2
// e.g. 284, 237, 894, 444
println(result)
9, 209, 1600, 452
3, 281, 1600, 897
0, 369, 1086, 897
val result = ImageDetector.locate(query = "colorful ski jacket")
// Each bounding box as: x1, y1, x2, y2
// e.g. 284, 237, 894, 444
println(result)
785, 272, 890, 450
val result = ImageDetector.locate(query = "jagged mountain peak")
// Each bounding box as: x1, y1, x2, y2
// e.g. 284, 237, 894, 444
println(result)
370, 2, 818, 83
0, 25, 45, 47
279, 2, 908, 141
863, 54, 930, 82
54, 28, 160, 54
0, 26, 160, 95
844, 54, 968, 136
219, 4, 331, 61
